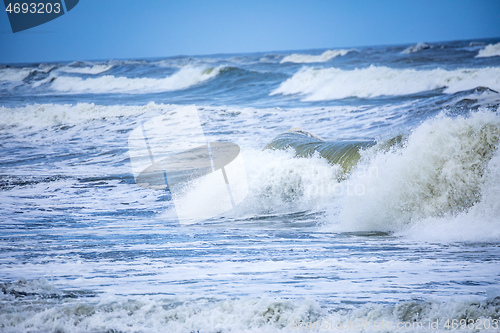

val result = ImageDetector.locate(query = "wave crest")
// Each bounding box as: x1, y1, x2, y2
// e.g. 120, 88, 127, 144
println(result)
281, 49, 353, 63
49, 66, 223, 94
59, 64, 113, 74
476, 42, 500, 58
0, 65, 55, 82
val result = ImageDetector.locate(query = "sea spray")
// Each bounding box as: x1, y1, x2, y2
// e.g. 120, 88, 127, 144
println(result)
328, 110, 500, 237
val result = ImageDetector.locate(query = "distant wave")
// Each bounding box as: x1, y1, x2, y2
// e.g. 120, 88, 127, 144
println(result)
281, 49, 353, 63
476, 42, 500, 58
0, 65, 54, 82
0, 67, 32, 81
271, 65, 500, 101
59, 64, 113, 74
402, 42, 431, 54
48, 66, 224, 94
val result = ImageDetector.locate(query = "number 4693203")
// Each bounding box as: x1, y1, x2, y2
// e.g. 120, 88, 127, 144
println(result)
444, 318, 499, 330
5, 2, 61, 14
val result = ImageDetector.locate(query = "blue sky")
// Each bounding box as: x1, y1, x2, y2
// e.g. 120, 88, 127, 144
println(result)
1, 0, 499, 64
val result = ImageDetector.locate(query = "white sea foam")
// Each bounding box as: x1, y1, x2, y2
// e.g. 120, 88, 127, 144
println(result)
48, 66, 224, 94
1, 278, 498, 333
476, 42, 500, 58
0, 279, 320, 333
0, 68, 32, 82
326, 110, 500, 242
400, 146, 500, 242
402, 42, 431, 54
231, 149, 341, 215
281, 49, 353, 63
59, 64, 113, 74
0, 102, 173, 128
159, 147, 340, 222
271, 66, 500, 101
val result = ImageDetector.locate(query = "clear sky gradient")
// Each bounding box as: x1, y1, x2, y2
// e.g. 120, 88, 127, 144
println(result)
1, 0, 500, 64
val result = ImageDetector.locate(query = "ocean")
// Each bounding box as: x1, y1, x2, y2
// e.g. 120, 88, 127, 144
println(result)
1, 38, 500, 332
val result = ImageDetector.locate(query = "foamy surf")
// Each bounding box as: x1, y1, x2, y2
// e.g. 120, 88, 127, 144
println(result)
1, 278, 499, 333
228, 148, 341, 216
271, 65, 500, 101
399, 147, 500, 242
325, 110, 500, 241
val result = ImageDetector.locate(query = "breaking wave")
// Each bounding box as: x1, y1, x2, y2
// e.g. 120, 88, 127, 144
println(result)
271, 66, 500, 101
48, 66, 224, 94
0, 65, 55, 82
327, 110, 500, 242
231, 148, 341, 215
476, 42, 500, 58
281, 49, 353, 63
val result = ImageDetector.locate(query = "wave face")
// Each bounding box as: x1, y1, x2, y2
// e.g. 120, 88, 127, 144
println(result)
328, 110, 500, 241
281, 49, 353, 63
48, 65, 223, 94
264, 129, 375, 173
271, 66, 500, 101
